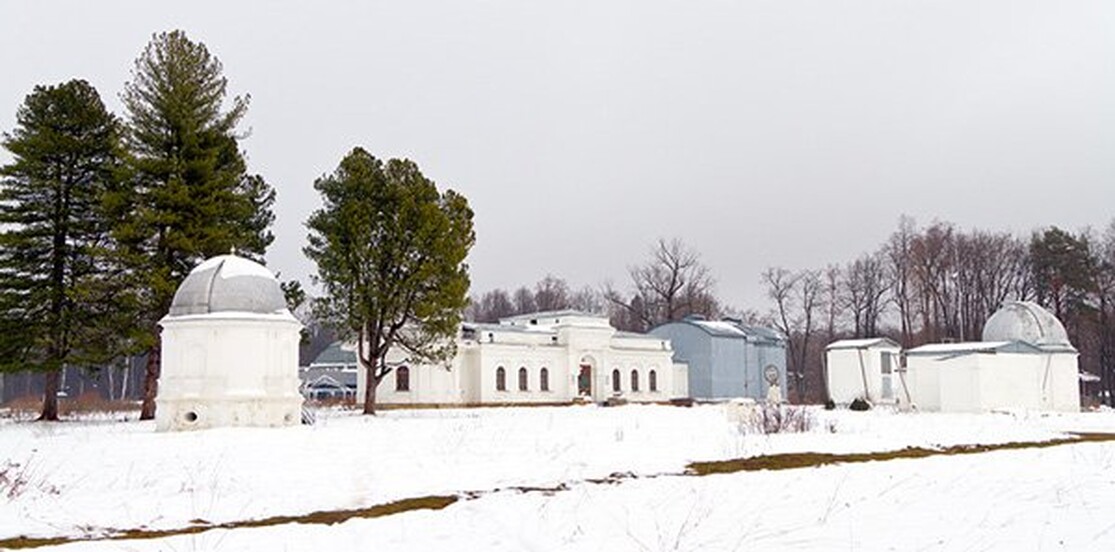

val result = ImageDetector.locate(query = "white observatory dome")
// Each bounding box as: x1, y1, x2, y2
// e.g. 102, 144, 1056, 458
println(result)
981, 301, 1074, 352
168, 254, 288, 316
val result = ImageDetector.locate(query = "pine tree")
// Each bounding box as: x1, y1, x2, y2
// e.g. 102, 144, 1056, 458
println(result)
0, 80, 127, 420
306, 148, 474, 414
117, 30, 276, 419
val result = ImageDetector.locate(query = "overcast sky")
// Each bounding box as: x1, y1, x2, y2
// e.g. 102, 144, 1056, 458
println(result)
1, 1, 1112, 313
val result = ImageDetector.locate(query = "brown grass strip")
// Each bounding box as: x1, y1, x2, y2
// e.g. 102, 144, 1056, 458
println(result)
0, 495, 457, 550
686, 432, 1115, 476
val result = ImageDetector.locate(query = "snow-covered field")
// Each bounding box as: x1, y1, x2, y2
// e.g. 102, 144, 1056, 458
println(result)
3, 404, 1115, 551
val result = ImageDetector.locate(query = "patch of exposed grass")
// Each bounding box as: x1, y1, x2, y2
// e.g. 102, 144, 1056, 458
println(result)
0, 536, 72, 550
687, 432, 1115, 476
0, 495, 457, 550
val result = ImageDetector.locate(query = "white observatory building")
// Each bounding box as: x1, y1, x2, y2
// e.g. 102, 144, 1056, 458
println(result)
905, 301, 1080, 412
156, 254, 303, 431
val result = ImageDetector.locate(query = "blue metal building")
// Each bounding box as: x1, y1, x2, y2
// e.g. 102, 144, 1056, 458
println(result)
650, 316, 787, 400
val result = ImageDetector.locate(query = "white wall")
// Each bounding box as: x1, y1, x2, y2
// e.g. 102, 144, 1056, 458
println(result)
937, 357, 982, 413
157, 314, 302, 431
907, 355, 941, 411
908, 352, 1080, 413
826, 346, 900, 404
355, 327, 681, 406
1048, 353, 1081, 412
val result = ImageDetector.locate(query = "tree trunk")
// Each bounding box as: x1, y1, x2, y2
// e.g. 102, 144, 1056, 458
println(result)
39, 369, 61, 421
121, 357, 130, 400
106, 363, 115, 401
139, 341, 161, 420
363, 363, 378, 415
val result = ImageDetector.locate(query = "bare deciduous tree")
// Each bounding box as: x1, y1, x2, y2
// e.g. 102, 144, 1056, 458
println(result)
843, 252, 890, 338
512, 286, 536, 314
468, 289, 515, 323
884, 215, 918, 346
762, 267, 823, 402
534, 275, 571, 312
606, 238, 719, 331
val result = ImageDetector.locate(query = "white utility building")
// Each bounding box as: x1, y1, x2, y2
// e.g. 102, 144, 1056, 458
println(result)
156, 254, 303, 431
906, 301, 1080, 413
825, 337, 904, 406
360, 310, 688, 406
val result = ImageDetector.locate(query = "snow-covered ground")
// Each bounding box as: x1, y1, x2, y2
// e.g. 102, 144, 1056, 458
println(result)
3, 404, 1115, 551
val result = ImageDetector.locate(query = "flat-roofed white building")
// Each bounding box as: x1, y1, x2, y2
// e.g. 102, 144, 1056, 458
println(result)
357, 310, 688, 406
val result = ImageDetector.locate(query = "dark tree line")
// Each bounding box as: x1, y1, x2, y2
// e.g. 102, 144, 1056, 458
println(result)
764, 216, 1115, 405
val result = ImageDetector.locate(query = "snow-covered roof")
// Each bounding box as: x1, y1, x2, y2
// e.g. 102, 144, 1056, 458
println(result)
498, 309, 603, 323
613, 330, 665, 341
905, 341, 1043, 355
691, 320, 748, 337
167, 254, 289, 317
659, 318, 784, 342
465, 322, 543, 334
826, 337, 901, 351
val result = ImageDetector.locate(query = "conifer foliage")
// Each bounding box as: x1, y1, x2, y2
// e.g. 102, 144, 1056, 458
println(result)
0, 80, 127, 420
306, 148, 474, 414
117, 30, 276, 419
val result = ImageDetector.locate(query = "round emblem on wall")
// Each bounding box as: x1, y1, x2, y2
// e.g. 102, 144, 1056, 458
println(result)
763, 365, 779, 385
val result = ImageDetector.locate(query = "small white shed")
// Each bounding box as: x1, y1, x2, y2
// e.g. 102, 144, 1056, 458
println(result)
825, 338, 904, 405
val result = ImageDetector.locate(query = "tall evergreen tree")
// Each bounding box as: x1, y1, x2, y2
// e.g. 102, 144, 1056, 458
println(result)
117, 30, 276, 419
1030, 227, 1094, 321
0, 80, 127, 420
306, 148, 474, 414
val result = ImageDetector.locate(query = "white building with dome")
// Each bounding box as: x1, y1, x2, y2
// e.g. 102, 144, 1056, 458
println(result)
905, 301, 1080, 412
156, 254, 303, 431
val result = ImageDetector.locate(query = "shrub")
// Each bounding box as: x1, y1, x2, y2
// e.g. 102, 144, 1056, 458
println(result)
824, 399, 836, 410
738, 403, 815, 434
603, 396, 628, 407
849, 397, 872, 411
0, 459, 58, 501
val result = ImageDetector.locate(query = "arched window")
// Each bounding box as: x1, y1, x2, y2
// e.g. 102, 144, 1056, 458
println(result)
518, 367, 528, 391
631, 369, 639, 392
649, 369, 658, 392
496, 366, 506, 391
540, 367, 550, 392
612, 369, 621, 392
395, 366, 410, 392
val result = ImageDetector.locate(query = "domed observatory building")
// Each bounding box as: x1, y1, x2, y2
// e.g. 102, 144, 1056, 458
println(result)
905, 301, 1080, 412
156, 254, 303, 431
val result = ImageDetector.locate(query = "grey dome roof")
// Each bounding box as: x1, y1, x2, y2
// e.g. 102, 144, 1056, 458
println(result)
982, 301, 1074, 351
168, 254, 289, 316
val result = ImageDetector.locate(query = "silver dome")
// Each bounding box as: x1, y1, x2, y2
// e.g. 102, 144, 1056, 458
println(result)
981, 301, 1074, 352
168, 254, 288, 316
